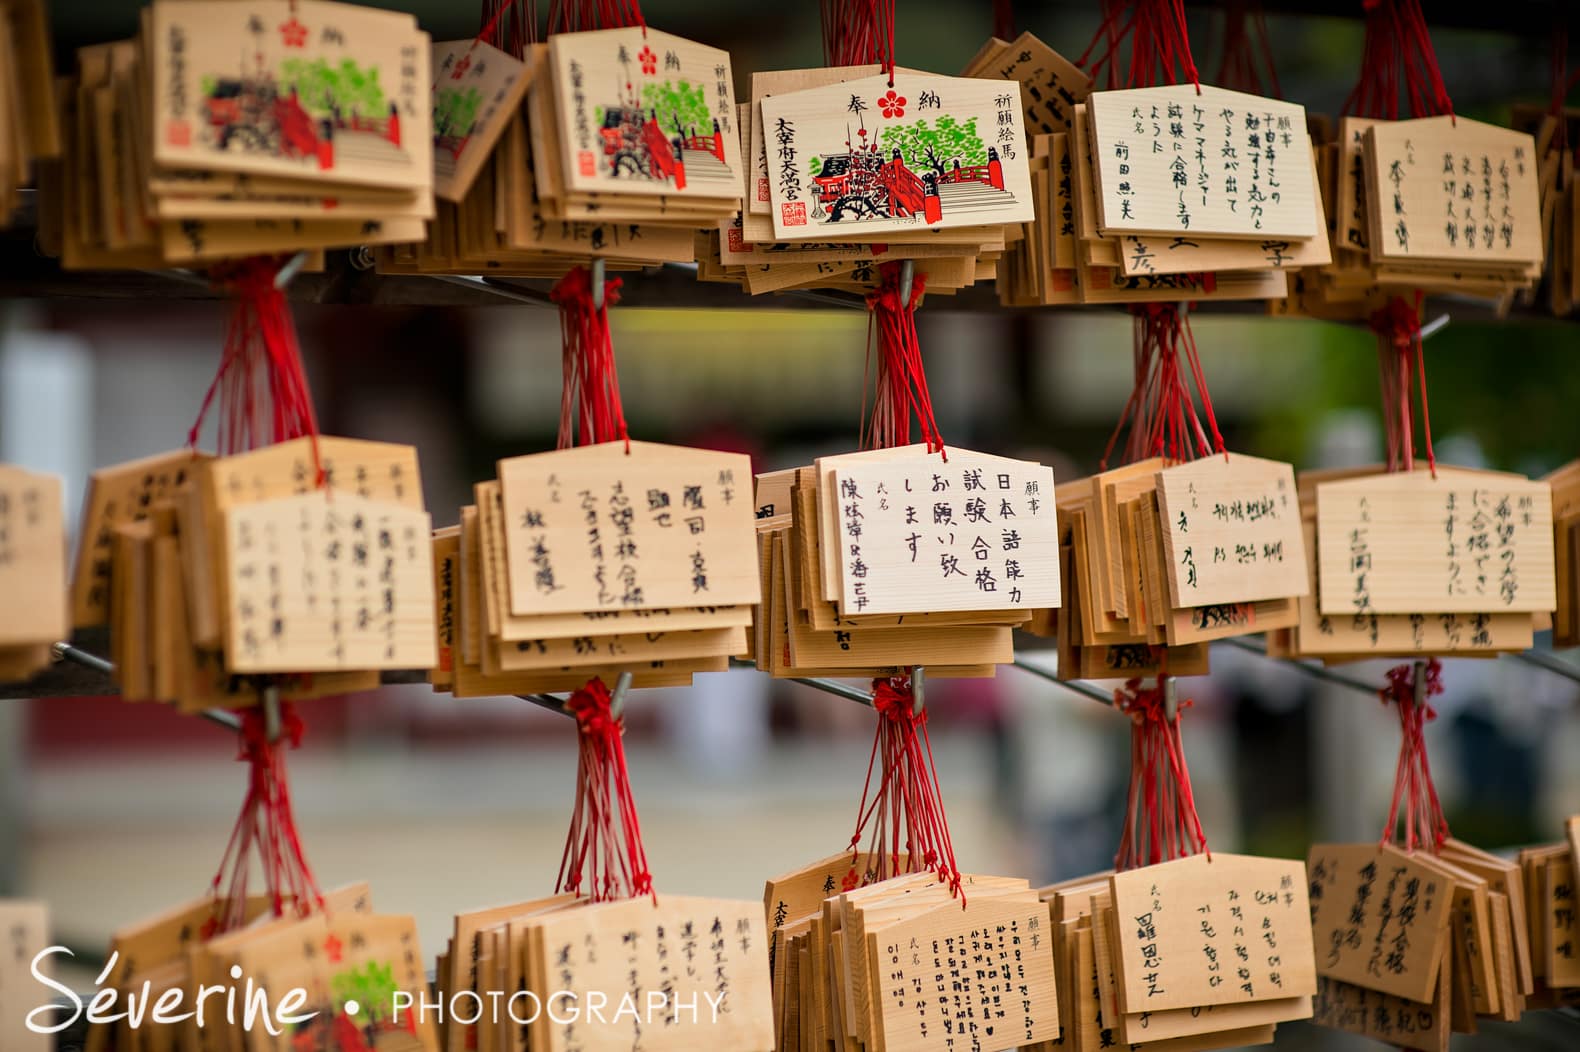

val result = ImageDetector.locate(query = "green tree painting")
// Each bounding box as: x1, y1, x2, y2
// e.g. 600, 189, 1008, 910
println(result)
640, 80, 710, 136
332, 960, 399, 1027
809, 155, 823, 177
878, 116, 987, 178
280, 58, 387, 119
435, 85, 483, 138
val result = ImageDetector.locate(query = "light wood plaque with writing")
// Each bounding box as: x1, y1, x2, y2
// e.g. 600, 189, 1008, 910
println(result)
221, 490, 436, 672
1109, 853, 1316, 1015
498, 442, 759, 617
1088, 84, 1317, 239
0, 467, 67, 646
1153, 453, 1307, 608
1315, 471, 1555, 615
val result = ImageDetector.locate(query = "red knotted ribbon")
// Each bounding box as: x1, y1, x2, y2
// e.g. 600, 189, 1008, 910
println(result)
1101, 303, 1226, 470
187, 256, 324, 483
1113, 676, 1210, 872
1214, 0, 1280, 98
205, 703, 323, 936
1377, 659, 1450, 853
557, 678, 656, 902
862, 261, 945, 457
1369, 293, 1437, 477
477, 0, 536, 57
551, 265, 631, 451
1078, 0, 1201, 93
844, 676, 965, 902
1341, 0, 1453, 122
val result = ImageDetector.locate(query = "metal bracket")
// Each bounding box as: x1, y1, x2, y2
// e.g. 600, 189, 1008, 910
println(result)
1420, 314, 1450, 340
274, 252, 309, 290
1412, 660, 1427, 707
1163, 675, 1178, 722
50, 641, 242, 731
912, 666, 926, 715
898, 259, 915, 306
609, 670, 634, 719
591, 258, 608, 311
263, 683, 282, 744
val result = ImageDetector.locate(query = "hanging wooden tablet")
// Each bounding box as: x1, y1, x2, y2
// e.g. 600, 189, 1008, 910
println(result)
1315, 469, 1556, 616
762, 71, 1034, 240
1087, 84, 1318, 240
0, 466, 67, 679
0, 900, 47, 1052
149, 0, 432, 193
547, 26, 743, 201
431, 38, 531, 202
1363, 116, 1542, 267
496, 441, 758, 617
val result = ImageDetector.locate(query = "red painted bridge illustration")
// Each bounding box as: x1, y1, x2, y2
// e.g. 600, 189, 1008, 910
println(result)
597, 108, 732, 191
810, 147, 1011, 225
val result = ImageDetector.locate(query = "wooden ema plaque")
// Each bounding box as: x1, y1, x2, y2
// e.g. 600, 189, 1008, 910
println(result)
1087, 84, 1318, 239
1364, 115, 1542, 266
220, 490, 436, 672
825, 447, 1060, 616
547, 26, 745, 200
1152, 453, 1308, 609
431, 38, 531, 202
1315, 470, 1556, 616
497, 442, 758, 617
1108, 853, 1316, 1016
0, 466, 67, 646
150, 0, 433, 193
761, 72, 1035, 240
524, 895, 774, 1052
1306, 843, 1454, 1004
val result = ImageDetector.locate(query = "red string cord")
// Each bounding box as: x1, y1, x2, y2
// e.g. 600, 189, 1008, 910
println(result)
1100, 304, 1225, 470
551, 266, 631, 451
548, 0, 643, 35
1369, 293, 1437, 478
861, 261, 945, 457
1214, 0, 1280, 98
187, 256, 324, 487
1377, 659, 1450, 853
204, 704, 324, 935
1078, 0, 1200, 93
1113, 677, 1210, 871
1341, 0, 1453, 122
844, 676, 965, 902
557, 678, 656, 902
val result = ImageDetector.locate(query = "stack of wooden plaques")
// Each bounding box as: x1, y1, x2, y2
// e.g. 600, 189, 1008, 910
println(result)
0, 0, 60, 226
381, 32, 707, 277
765, 869, 1061, 1052
1299, 114, 1544, 316
702, 56, 1035, 296
751, 443, 1061, 677
1267, 465, 1553, 662
1516, 816, 1580, 1010
1034, 853, 1316, 1052
999, 77, 1331, 306
432, 440, 757, 698
1308, 839, 1539, 1050
84, 883, 444, 1052
0, 464, 66, 684
437, 893, 775, 1052
1043, 452, 1311, 680
1543, 457, 1580, 646
74, 436, 437, 710
49, 0, 432, 270
1042, 448, 1301, 672
1511, 104, 1579, 316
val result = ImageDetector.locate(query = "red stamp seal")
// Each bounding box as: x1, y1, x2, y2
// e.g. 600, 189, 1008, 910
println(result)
577, 150, 596, 177
781, 201, 807, 227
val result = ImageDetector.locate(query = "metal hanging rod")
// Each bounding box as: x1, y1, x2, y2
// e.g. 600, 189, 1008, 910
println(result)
1216, 636, 1382, 698
516, 670, 634, 720
1506, 648, 1580, 687
51, 641, 243, 732
1008, 658, 1117, 708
